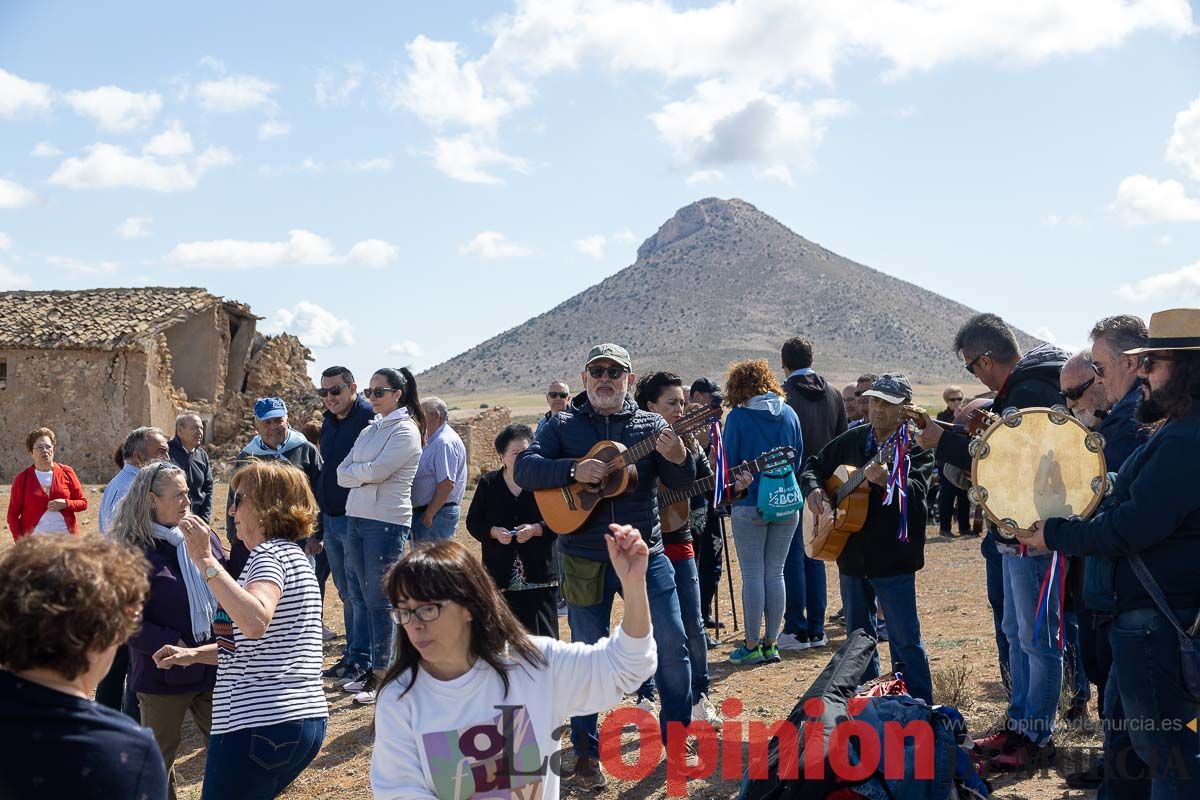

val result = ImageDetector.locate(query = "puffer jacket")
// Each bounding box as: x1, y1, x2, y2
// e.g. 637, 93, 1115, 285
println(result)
514, 392, 696, 561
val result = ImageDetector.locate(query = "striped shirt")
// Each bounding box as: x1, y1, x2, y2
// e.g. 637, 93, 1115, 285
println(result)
211, 538, 328, 734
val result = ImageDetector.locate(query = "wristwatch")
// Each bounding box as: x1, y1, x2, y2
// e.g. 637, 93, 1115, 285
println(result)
204, 565, 221, 582
568, 462, 577, 481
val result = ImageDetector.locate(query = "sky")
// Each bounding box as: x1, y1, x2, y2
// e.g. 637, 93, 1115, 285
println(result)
1, 1, 1199, 384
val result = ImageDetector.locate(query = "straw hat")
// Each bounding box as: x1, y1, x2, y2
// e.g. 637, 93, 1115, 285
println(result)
1124, 308, 1200, 355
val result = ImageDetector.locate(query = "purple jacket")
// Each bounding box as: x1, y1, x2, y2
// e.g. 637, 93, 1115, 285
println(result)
127, 533, 225, 695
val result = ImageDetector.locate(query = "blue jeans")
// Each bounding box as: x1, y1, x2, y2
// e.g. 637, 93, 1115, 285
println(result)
982, 532, 1011, 694
567, 551, 692, 757
783, 520, 827, 638
1001, 552, 1063, 745
202, 717, 326, 799
840, 571, 933, 704
672, 555, 710, 700
730, 506, 797, 646
1100, 607, 1199, 799
345, 517, 408, 670
410, 504, 460, 543
322, 514, 369, 667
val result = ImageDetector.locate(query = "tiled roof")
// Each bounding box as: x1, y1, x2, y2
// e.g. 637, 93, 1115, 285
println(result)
0, 287, 233, 350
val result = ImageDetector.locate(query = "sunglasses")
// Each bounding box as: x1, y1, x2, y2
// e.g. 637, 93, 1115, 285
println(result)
547, 391, 569, 399
364, 387, 398, 399
229, 491, 244, 513
1062, 376, 1095, 402
1141, 353, 1174, 372
963, 351, 991, 376
317, 383, 349, 398
946, 396, 964, 403
587, 366, 626, 380
389, 601, 449, 626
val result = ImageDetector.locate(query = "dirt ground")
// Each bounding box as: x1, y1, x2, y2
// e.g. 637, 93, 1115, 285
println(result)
1, 483, 1101, 799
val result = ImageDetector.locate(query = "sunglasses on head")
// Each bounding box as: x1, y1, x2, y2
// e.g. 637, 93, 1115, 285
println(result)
1062, 376, 1095, 402
316, 383, 348, 398
587, 366, 626, 380
364, 387, 397, 399
963, 351, 991, 376
547, 391, 569, 399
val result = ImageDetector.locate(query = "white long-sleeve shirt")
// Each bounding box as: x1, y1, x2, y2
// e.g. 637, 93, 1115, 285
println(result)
370, 625, 657, 800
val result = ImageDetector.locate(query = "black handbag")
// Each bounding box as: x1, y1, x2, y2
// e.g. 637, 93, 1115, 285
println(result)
1128, 554, 1200, 702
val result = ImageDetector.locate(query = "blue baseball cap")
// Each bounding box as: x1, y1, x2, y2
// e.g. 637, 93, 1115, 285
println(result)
254, 397, 287, 420
861, 374, 913, 405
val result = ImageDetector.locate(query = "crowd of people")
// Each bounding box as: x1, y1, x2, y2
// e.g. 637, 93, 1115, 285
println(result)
1, 306, 1198, 799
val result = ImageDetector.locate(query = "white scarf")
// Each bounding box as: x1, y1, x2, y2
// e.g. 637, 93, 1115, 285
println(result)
151, 522, 218, 643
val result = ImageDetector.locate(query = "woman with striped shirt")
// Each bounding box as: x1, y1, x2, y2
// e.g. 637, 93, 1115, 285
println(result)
153, 460, 328, 799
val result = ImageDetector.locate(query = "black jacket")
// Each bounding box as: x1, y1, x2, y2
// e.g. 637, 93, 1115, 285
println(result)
465, 469, 557, 589
168, 436, 213, 522
319, 398, 375, 517
514, 392, 696, 561
799, 424, 934, 578
1046, 400, 1200, 614
782, 371, 847, 460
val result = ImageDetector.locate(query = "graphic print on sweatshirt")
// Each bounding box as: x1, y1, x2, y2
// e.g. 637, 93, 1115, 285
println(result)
213, 608, 235, 655
421, 705, 546, 799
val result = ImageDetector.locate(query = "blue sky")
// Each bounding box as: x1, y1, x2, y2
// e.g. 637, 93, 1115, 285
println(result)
2, 1, 1199, 384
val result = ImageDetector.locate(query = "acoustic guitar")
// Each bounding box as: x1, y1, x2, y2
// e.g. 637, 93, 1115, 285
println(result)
802, 433, 903, 561
658, 446, 797, 532
536, 403, 718, 534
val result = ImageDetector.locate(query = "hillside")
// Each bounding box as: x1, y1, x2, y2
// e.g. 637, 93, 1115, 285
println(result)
420, 198, 1034, 393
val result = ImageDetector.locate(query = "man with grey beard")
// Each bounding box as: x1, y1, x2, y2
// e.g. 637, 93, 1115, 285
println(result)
1061, 350, 1111, 429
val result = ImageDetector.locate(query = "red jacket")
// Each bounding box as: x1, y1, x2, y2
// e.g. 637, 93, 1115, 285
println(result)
7, 463, 88, 540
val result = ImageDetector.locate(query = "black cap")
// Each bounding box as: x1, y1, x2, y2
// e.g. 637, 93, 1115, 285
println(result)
690, 377, 720, 395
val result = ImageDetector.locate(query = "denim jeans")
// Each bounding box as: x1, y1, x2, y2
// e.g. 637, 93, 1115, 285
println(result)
202, 717, 326, 800
410, 504, 460, 543
322, 514, 369, 667
566, 551, 692, 757
671, 555, 710, 700
730, 506, 796, 646
782, 519, 827, 638
982, 532, 1011, 695
1100, 607, 1199, 799
1001, 552, 1063, 745
345, 517, 408, 670
839, 571, 933, 704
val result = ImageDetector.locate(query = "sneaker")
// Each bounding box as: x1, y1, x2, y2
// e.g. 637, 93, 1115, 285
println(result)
761, 642, 781, 663
729, 643, 764, 666
321, 656, 352, 680
776, 632, 810, 651
806, 632, 829, 649
557, 598, 568, 617
572, 755, 607, 790
692, 694, 722, 730
635, 696, 656, 715
703, 617, 727, 630
705, 634, 720, 649
939, 528, 954, 538
876, 620, 889, 642
342, 670, 372, 693
829, 607, 845, 625
972, 728, 1020, 757
987, 737, 1056, 772
352, 673, 379, 705
321, 626, 338, 642
335, 663, 369, 690
684, 739, 701, 768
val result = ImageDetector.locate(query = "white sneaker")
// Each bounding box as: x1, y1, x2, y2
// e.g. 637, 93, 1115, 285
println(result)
807, 633, 829, 648
635, 696, 656, 715
776, 632, 810, 651
692, 694, 723, 730
352, 688, 377, 705
342, 676, 369, 693
684, 740, 701, 768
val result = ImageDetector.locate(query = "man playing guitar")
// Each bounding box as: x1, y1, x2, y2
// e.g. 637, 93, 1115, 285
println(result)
799, 374, 935, 703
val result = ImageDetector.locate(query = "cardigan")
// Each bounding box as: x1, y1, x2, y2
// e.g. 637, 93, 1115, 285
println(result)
7, 463, 88, 540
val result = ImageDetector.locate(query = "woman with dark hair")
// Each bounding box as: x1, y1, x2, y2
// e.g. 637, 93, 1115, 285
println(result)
7, 426, 88, 539
370, 532, 656, 799
465, 423, 559, 637
153, 460, 328, 799
0, 534, 166, 799
335, 366, 425, 705
1021, 309, 1200, 795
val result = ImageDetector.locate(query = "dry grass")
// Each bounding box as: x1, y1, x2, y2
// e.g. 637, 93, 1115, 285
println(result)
0, 485, 1100, 799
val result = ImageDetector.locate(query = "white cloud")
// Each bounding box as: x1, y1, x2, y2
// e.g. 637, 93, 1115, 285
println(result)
1033, 326, 1080, 353
265, 301, 355, 347
31, 141, 61, 157
1111, 174, 1200, 224
613, 227, 637, 245
258, 120, 290, 139
0, 263, 33, 290
686, 169, 725, 185
346, 156, 395, 172
387, 339, 423, 358
0, 232, 10, 250
46, 255, 120, 276
48, 143, 231, 192
0, 178, 37, 208
573, 235, 606, 260
429, 134, 528, 184
143, 120, 194, 157
388, 36, 512, 130
759, 164, 794, 185
0, 68, 52, 118
193, 59, 277, 112
195, 146, 236, 172
1160, 235, 1173, 246
459, 231, 533, 259
1119, 260, 1200, 300
116, 216, 153, 239
258, 157, 326, 176
315, 63, 365, 106
1166, 95, 1200, 183
166, 229, 398, 269
65, 86, 162, 132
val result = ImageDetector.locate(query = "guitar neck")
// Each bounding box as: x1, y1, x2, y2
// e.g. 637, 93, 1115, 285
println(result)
609, 409, 711, 471
660, 456, 762, 506
830, 441, 891, 506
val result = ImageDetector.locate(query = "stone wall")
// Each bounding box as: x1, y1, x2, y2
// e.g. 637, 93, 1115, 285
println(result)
449, 406, 512, 484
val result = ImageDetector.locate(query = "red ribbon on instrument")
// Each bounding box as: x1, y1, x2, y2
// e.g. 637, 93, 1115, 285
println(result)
883, 424, 911, 543
710, 420, 728, 506
1034, 551, 1066, 650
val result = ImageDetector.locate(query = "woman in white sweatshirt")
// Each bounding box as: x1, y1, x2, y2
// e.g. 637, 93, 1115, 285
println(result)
370, 528, 657, 800
337, 367, 425, 705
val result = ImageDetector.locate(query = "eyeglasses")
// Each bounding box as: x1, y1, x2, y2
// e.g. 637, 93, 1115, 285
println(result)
317, 383, 349, 398
1062, 376, 1095, 402
587, 366, 626, 380
364, 387, 397, 399
1140, 353, 1174, 373
229, 491, 244, 513
946, 396, 964, 403
389, 601, 449, 626
547, 391, 569, 399
963, 351, 991, 376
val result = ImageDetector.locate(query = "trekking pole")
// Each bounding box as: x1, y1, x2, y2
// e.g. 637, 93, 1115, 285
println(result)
718, 512, 739, 631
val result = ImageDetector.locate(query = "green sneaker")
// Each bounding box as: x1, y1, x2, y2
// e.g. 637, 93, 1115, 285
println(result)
729, 643, 764, 665
761, 642, 781, 663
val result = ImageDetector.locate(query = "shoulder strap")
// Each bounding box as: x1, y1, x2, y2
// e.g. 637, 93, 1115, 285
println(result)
1128, 554, 1194, 640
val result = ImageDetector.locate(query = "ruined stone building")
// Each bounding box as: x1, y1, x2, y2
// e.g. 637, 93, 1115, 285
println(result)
0, 287, 317, 483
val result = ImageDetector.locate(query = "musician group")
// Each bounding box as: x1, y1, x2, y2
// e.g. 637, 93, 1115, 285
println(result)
525, 308, 1199, 795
